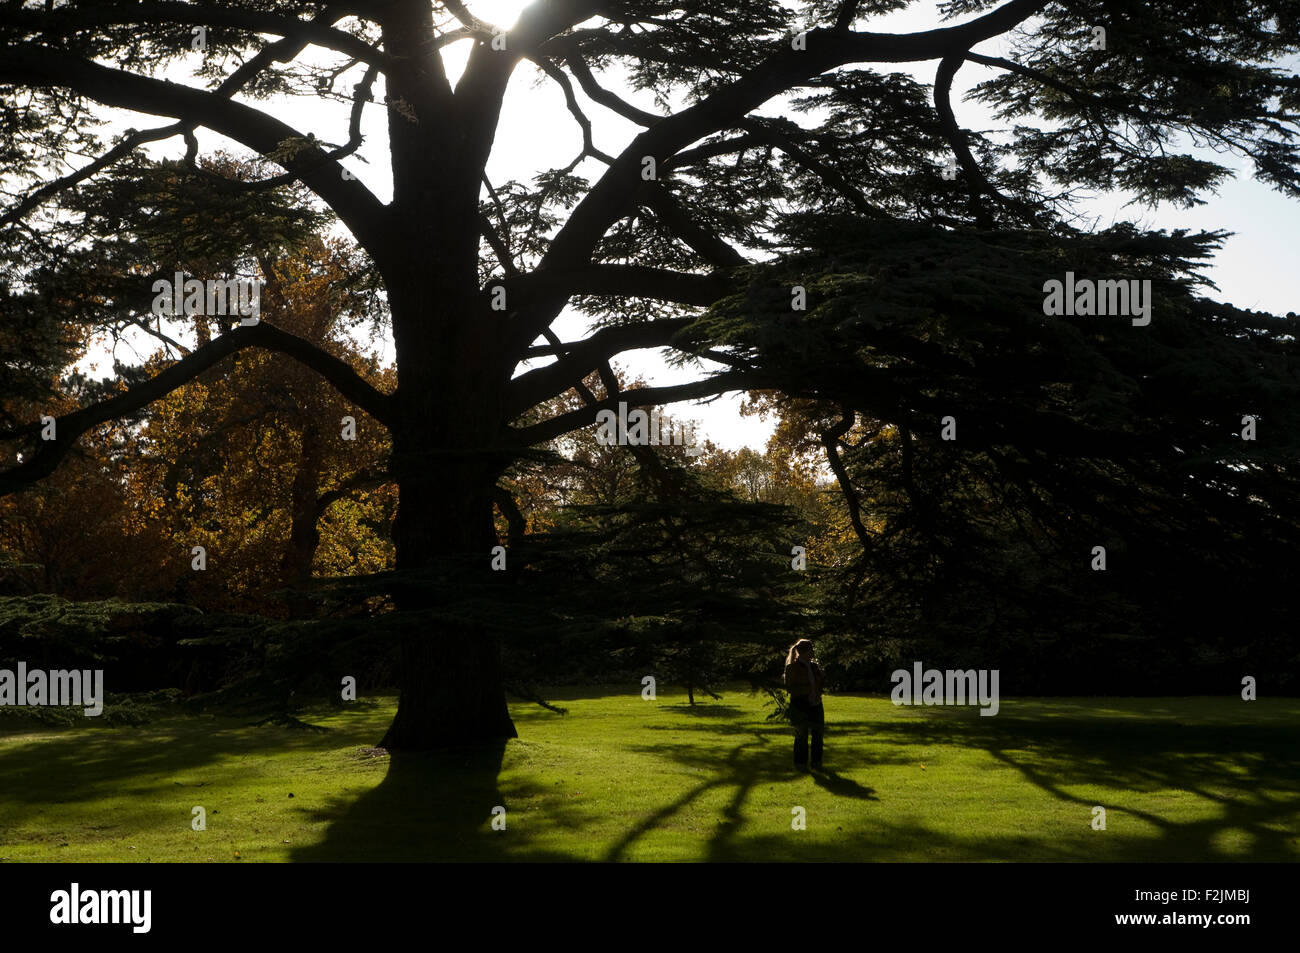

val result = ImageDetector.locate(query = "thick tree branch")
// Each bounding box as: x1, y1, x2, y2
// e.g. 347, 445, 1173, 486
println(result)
834, 1, 865, 32
0, 323, 395, 497
441, 0, 499, 34
510, 372, 763, 446
640, 184, 748, 268
492, 485, 527, 548
540, 328, 599, 405
934, 53, 997, 226
0, 3, 387, 68
821, 408, 872, 549
507, 318, 696, 416
455, 0, 606, 172
481, 213, 521, 277
512, 0, 1051, 352
557, 38, 662, 126
0, 45, 392, 260
2, 3, 355, 223
499, 262, 731, 415
665, 132, 768, 169
546, 0, 1048, 264
200, 61, 381, 192
316, 467, 392, 517
120, 314, 193, 358
381, 0, 456, 130
505, 263, 731, 305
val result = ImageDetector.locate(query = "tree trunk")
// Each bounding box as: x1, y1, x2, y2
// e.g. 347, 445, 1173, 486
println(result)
280, 422, 323, 615
377, 265, 518, 751
379, 453, 518, 750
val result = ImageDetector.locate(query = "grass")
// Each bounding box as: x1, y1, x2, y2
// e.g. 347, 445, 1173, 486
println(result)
1, 688, 1297, 861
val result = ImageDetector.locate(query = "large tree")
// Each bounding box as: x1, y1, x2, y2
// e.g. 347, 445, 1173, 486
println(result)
2, 0, 1298, 748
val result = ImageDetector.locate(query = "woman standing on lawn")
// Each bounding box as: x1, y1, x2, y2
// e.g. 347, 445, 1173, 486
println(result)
783, 639, 825, 770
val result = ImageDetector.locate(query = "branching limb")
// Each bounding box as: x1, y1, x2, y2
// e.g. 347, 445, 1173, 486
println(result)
529, 54, 616, 164
834, 1, 865, 31
316, 467, 392, 517
506, 263, 731, 306
665, 133, 768, 169
492, 485, 527, 547
441, 0, 499, 35
0, 45, 391, 257
934, 54, 996, 227
511, 372, 764, 446
3, 5, 365, 218
454, 0, 606, 171
0, 122, 185, 228
120, 314, 194, 358
821, 407, 872, 549
0, 323, 395, 496
556, 38, 661, 126
540, 328, 599, 405
507, 318, 696, 415
0, 3, 389, 68
514, 0, 1050, 352
640, 184, 747, 267
481, 213, 520, 277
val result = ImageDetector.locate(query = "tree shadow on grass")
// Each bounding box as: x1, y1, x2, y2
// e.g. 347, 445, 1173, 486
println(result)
0, 712, 413, 858
0, 711, 574, 861
641, 710, 914, 769
288, 742, 579, 862
601, 739, 755, 861
604, 730, 879, 862
0, 714, 363, 842
618, 701, 1300, 861
863, 707, 1300, 861
10, 697, 1295, 862
662, 703, 747, 717
286, 701, 1300, 862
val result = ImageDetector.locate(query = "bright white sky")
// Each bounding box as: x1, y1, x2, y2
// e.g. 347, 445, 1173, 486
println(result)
74, 0, 1300, 453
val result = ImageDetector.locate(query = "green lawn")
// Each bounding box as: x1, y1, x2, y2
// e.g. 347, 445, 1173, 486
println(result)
1, 688, 1297, 861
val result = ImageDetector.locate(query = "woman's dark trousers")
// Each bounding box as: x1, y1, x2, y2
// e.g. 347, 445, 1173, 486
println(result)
789, 697, 824, 767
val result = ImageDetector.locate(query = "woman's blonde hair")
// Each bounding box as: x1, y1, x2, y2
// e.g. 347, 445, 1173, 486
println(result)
785, 639, 815, 667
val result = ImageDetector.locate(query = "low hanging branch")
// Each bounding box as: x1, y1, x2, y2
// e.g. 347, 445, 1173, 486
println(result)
0, 322, 395, 497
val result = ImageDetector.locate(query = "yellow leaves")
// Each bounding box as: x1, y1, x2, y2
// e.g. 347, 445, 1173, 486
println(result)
106, 238, 396, 612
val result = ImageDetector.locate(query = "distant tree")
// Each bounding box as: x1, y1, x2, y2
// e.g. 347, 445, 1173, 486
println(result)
126, 233, 396, 616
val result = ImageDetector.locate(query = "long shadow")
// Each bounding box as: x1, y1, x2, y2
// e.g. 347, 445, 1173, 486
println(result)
289, 742, 569, 861
601, 741, 753, 862
640, 709, 919, 768
0, 711, 374, 851
281, 700, 1300, 861
620, 700, 1300, 861
0, 709, 570, 861
809, 767, 878, 800
7, 695, 1296, 861
703, 751, 880, 862
662, 704, 747, 717
859, 706, 1300, 861
607, 726, 879, 861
